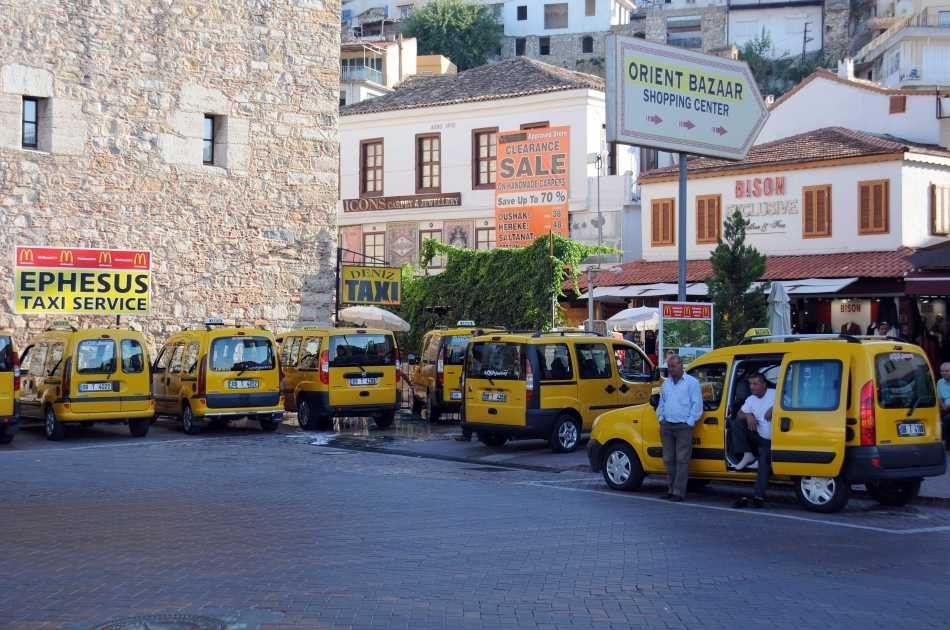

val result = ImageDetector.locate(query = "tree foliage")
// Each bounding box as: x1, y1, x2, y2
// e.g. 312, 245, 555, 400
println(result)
395, 235, 612, 349
707, 210, 768, 346
403, 0, 502, 71
738, 29, 831, 97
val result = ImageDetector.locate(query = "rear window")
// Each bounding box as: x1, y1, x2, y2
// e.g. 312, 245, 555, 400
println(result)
210, 336, 275, 372
121, 339, 146, 373
466, 342, 523, 380
77, 339, 116, 374
443, 335, 471, 365
329, 334, 395, 367
0, 336, 13, 371
875, 352, 936, 409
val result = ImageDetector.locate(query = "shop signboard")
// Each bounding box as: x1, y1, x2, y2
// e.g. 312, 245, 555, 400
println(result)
340, 265, 401, 305
14, 246, 151, 315
658, 301, 714, 367
494, 125, 570, 248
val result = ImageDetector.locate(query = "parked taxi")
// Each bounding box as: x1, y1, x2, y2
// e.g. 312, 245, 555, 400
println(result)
153, 319, 283, 434
279, 327, 400, 430
588, 334, 947, 512
18, 322, 154, 440
0, 331, 20, 444
462, 330, 660, 452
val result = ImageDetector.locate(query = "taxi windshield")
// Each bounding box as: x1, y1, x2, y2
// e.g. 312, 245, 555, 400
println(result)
329, 334, 395, 367
875, 352, 936, 409
209, 336, 275, 372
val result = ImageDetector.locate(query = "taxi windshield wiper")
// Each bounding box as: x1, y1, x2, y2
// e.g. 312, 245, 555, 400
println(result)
339, 335, 367, 373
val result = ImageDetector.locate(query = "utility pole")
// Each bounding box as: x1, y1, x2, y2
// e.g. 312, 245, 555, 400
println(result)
587, 152, 604, 332
801, 22, 812, 65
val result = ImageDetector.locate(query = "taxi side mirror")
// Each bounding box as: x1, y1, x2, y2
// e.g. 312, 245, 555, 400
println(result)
650, 393, 660, 410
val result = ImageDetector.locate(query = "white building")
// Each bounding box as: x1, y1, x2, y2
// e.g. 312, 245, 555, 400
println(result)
338, 57, 643, 268
728, 0, 824, 59
340, 37, 456, 107
855, 4, 950, 88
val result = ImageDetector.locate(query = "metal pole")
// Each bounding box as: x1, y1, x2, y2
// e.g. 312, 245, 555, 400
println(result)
550, 231, 556, 329
587, 266, 594, 332
678, 152, 687, 302
335, 246, 342, 327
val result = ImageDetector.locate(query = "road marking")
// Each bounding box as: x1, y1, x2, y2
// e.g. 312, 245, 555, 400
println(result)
522, 479, 950, 536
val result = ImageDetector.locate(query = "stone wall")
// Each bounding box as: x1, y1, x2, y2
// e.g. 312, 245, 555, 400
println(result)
823, 0, 853, 60
0, 0, 340, 350
499, 33, 609, 77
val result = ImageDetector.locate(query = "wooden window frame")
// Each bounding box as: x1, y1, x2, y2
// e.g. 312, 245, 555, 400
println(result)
858, 179, 890, 235
362, 231, 385, 264
419, 228, 443, 268
472, 127, 498, 190
520, 121, 549, 130
932, 184, 950, 236
651, 198, 675, 247
802, 184, 832, 238
359, 138, 384, 198
889, 95, 907, 114
415, 132, 441, 194
585, 0, 596, 16
475, 227, 496, 250
544, 2, 569, 29
695, 194, 721, 244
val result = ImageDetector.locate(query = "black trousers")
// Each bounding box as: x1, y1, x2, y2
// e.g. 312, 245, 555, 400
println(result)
727, 415, 757, 457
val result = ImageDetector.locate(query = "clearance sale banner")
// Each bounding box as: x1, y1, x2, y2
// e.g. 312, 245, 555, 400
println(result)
15, 246, 151, 315
494, 125, 570, 248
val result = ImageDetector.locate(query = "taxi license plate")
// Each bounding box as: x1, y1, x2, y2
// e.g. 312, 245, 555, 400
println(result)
898, 422, 925, 437
482, 391, 506, 402
350, 377, 378, 387
228, 379, 259, 389
79, 382, 113, 393
450, 390, 462, 401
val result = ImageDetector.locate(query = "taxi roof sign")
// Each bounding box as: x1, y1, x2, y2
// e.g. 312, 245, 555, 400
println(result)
456, 320, 476, 327
204, 317, 225, 328
744, 327, 772, 338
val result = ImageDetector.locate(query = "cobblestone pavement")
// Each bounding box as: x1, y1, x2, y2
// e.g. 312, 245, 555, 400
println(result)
2, 418, 950, 629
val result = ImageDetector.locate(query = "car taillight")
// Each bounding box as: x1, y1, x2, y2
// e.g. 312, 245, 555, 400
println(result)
525, 358, 534, 404
62, 358, 71, 395
437, 347, 444, 385
197, 356, 207, 395
320, 350, 329, 385
859, 379, 876, 446
394, 347, 401, 383
12, 352, 20, 392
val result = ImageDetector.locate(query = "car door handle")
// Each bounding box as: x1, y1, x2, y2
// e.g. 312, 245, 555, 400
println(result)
605, 385, 616, 394
780, 417, 792, 432
619, 384, 629, 393
704, 417, 718, 425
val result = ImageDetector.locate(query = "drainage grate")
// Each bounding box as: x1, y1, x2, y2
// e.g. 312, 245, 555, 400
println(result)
93, 614, 228, 630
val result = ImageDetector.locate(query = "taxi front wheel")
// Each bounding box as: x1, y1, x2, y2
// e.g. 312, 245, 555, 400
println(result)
794, 474, 850, 513
550, 415, 581, 453
602, 442, 645, 491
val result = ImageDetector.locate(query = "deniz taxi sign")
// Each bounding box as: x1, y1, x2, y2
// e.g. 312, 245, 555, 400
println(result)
15, 246, 151, 315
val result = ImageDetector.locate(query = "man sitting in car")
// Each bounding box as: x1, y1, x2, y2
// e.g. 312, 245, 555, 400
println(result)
732, 373, 775, 509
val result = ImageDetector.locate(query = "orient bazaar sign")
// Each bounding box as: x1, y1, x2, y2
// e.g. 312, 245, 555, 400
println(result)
726, 175, 799, 235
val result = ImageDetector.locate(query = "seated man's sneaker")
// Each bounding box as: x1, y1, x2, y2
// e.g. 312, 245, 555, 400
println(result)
734, 452, 756, 471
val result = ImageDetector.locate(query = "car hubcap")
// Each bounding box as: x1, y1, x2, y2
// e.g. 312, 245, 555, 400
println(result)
800, 476, 835, 504
558, 422, 577, 449
606, 450, 631, 485
184, 410, 192, 431
46, 410, 54, 436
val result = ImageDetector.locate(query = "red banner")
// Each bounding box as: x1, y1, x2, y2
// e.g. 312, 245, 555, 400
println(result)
662, 302, 712, 319
15, 247, 150, 270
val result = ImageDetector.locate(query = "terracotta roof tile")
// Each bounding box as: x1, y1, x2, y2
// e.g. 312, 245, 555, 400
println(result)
340, 57, 604, 116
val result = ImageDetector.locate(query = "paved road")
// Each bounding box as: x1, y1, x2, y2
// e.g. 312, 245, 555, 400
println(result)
3, 417, 950, 629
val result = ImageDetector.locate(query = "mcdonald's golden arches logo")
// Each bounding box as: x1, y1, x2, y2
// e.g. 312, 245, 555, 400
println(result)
98, 250, 112, 265
18, 248, 34, 264
60, 250, 74, 264
133, 252, 148, 267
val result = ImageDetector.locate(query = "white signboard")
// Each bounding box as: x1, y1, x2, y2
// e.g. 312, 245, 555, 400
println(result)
606, 36, 768, 160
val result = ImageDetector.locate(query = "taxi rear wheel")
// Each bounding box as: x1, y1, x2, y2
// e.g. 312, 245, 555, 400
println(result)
865, 479, 921, 507
128, 419, 150, 438
45, 406, 66, 441
550, 414, 580, 453
375, 410, 395, 429
182, 405, 201, 435
426, 391, 441, 423
795, 474, 850, 513
602, 442, 645, 491
297, 398, 318, 431
478, 432, 508, 447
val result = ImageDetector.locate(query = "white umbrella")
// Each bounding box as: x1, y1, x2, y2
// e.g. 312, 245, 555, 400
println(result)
767, 282, 792, 336
338, 305, 410, 332
606, 306, 660, 332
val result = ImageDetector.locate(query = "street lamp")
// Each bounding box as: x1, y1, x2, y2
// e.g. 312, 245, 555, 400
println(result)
586, 151, 604, 331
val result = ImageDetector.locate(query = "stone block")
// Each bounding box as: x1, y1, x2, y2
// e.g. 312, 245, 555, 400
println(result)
0, 93, 20, 148
49, 98, 85, 156
179, 82, 229, 114
1, 63, 53, 97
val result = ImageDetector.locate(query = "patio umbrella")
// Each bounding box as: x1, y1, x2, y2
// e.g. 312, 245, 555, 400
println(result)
605, 306, 659, 331
767, 282, 792, 336
338, 305, 410, 332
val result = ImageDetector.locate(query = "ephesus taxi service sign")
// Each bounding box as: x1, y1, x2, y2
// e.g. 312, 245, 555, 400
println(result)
606, 36, 768, 160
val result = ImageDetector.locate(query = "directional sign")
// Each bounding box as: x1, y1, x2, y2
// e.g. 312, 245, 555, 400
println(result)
606, 36, 768, 160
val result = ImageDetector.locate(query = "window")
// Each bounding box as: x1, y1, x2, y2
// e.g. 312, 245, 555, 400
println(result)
576, 343, 612, 379
281, 336, 302, 368
490, 3, 503, 21
858, 180, 889, 234
328, 333, 395, 367
22, 97, 38, 149
360, 138, 384, 197
467, 342, 523, 380
422, 334, 440, 363
443, 335, 473, 365
121, 339, 146, 374
472, 128, 498, 189
613, 344, 652, 381
875, 352, 935, 409
539, 344, 573, 381
803, 185, 832, 238
932, 184, 950, 235
209, 336, 275, 372
581, 36, 594, 53
515, 38, 526, 56
939, 10, 950, 26
339, 91, 346, 107
203, 115, 215, 165
398, 4, 412, 18
586, 0, 596, 16
539, 36, 551, 55
696, 194, 721, 244
419, 228, 443, 268
0, 336, 13, 372
415, 133, 441, 193
520, 121, 549, 130
154, 345, 173, 371
889, 95, 906, 114
30, 343, 48, 377
46, 343, 65, 376
298, 337, 321, 369
651, 198, 675, 246
544, 3, 569, 29
363, 232, 385, 263
476, 227, 496, 250
640, 147, 659, 171
688, 363, 727, 411
77, 339, 116, 374
168, 344, 185, 374
666, 16, 702, 49
782, 360, 842, 411
181, 341, 200, 374
517, 5, 527, 20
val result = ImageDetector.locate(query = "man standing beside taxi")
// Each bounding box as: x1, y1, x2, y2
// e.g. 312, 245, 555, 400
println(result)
656, 354, 702, 501
734, 373, 775, 508
938, 362, 950, 450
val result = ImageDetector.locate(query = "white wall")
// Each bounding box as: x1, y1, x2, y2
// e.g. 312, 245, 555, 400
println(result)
758, 75, 943, 145
503, 0, 622, 36
729, 6, 823, 59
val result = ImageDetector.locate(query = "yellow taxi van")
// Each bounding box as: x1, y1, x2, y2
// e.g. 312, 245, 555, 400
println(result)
588, 334, 947, 512
279, 327, 400, 430
408, 321, 501, 422
0, 331, 21, 445
153, 319, 283, 434
462, 330, 661, 452
18, 322, 154, 441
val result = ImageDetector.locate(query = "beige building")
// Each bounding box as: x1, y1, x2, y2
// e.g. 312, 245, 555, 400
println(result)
340, 36, 455, 107
0, 0, 340, 345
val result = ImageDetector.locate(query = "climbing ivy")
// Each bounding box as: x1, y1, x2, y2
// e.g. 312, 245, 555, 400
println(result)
395, 234, 613, 349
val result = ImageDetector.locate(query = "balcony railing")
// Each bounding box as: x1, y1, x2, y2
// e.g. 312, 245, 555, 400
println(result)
341, 65, 384, 84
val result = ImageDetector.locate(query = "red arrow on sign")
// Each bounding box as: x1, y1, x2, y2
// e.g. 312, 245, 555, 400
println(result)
646, 114, 663, 125
712, 126, 728, 136
679, 120, 695, 130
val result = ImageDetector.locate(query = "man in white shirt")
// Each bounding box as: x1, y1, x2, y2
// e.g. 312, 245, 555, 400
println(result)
733, 373, 775, 509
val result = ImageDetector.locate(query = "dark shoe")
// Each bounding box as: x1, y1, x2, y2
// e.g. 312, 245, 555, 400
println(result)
662, 492, 673, 500
733, 497, 750, 508
750, 497, 765, 509
668, 494, 684, 502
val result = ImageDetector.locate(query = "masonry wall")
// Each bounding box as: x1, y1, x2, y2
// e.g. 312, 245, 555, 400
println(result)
0, 0, 340, 348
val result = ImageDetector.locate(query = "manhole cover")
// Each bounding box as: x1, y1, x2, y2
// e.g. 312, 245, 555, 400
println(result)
93, 614, 227, 630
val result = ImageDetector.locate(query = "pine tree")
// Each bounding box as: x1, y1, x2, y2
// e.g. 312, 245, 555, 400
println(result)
707, 210, 768, 346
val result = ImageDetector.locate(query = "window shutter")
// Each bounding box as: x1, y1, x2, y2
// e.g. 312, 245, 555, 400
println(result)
651, 202, 660, 244
859, 183, 870, 232
816, 188, 827, 235
859, 180, 888, 234
697, 197, 707, 242
664, 200, 674, 244
872, 181, 887, 232
932, 184, 950, 235
712, 196, 721, 241
804, 189, 815, 235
